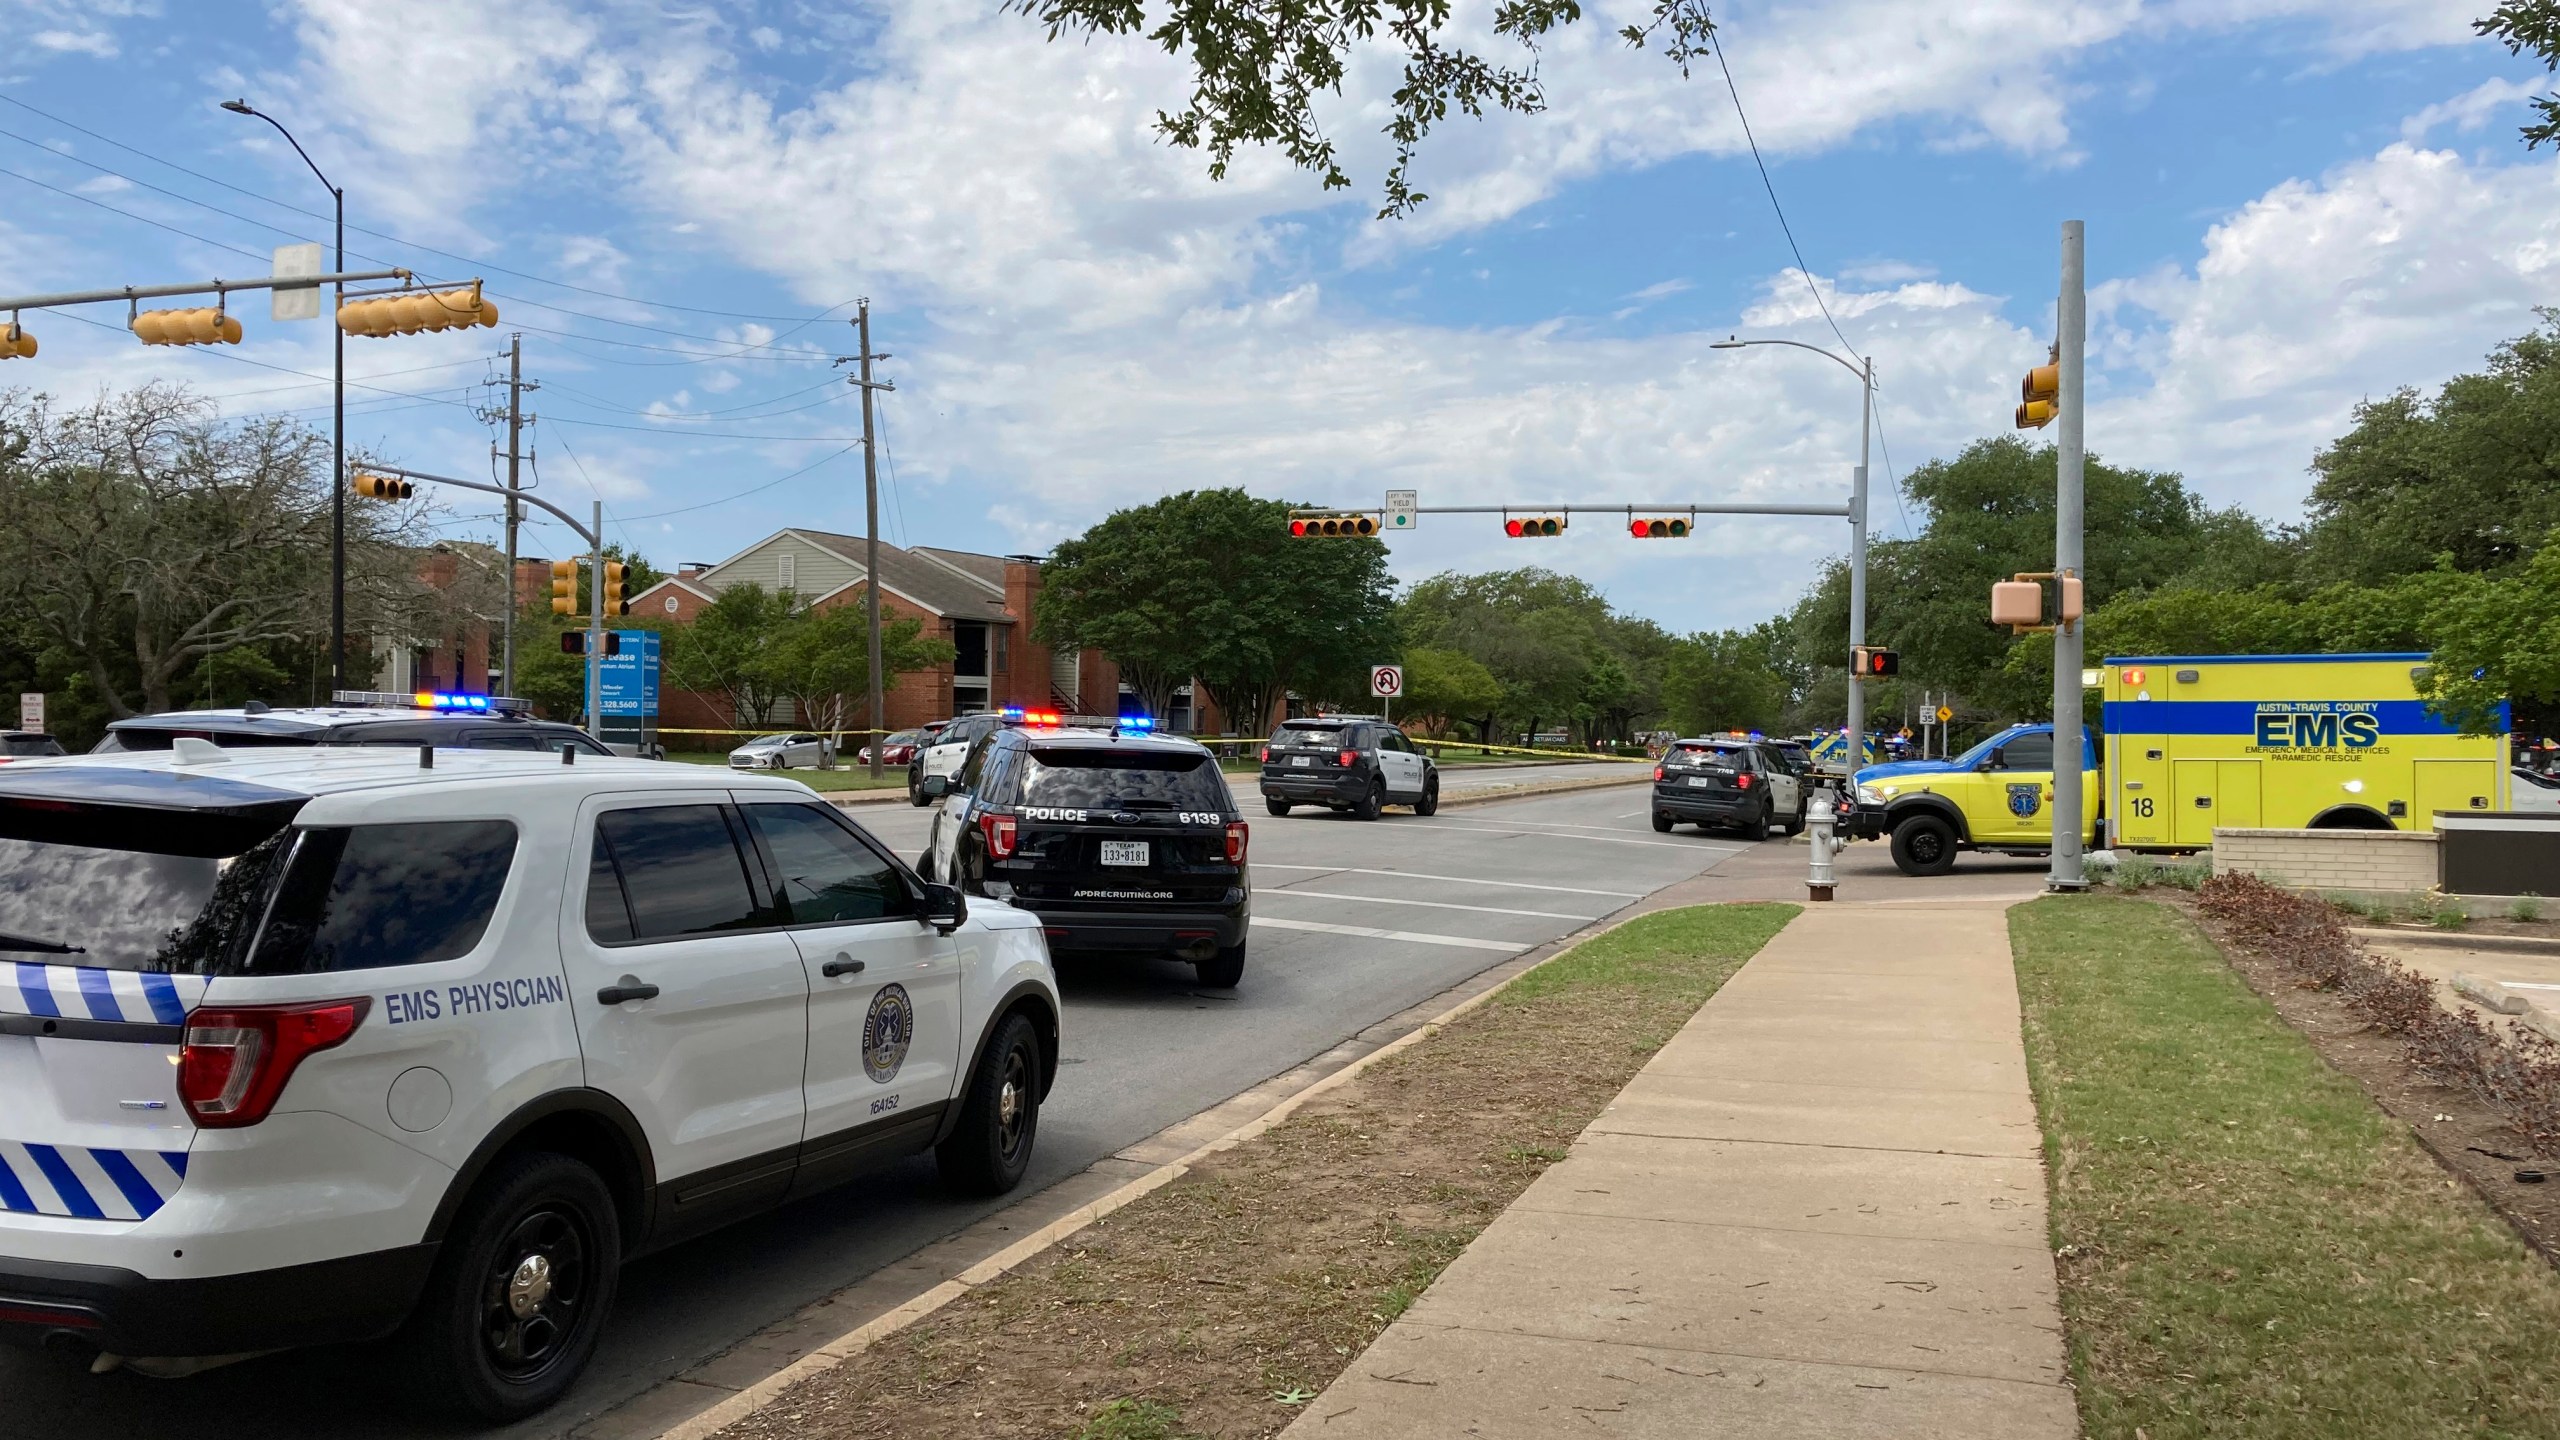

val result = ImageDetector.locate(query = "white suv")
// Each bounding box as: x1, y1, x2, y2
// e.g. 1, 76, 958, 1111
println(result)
0, 744, 1059, 1420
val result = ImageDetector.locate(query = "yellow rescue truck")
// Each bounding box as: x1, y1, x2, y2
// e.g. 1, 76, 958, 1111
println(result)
2102, 652, 2509, 847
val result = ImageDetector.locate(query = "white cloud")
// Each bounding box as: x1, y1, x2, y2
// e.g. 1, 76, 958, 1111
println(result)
2401, 76, 2542, 141
31, 29, 117, 57
2093, 139, 2560, 514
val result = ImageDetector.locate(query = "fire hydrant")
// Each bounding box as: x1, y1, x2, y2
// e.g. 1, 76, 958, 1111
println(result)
1807, 787, 1840, 902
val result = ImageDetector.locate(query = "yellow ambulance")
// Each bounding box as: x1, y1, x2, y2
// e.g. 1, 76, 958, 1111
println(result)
2102, 652, 2510, 849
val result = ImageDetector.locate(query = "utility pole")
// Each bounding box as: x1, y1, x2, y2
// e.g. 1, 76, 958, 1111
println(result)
2050, 221, 2090, 892
489, 333, 538, 696
1844, 356, 1873, 777
843, 302, 896, 778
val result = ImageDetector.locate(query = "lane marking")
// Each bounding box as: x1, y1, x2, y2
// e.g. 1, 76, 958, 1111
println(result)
1413, 817, 1750, 852
2499, 981, 2560, 990
1263, 888, 1602, 922
1253, 864, 1644, 899
1254, 917, 1529, 953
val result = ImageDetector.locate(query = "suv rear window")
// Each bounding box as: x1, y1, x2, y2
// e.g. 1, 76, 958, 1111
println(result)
0, 820, 517, 975
1271, 726, 1347, 750
1019, 748, 1232, 811
0, 736, 61, 757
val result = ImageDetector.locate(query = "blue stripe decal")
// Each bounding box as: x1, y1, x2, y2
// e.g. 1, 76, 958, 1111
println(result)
75, 967, 118, 1021
23, 1145, 103, 1220
0, 1156, 33, 1214
87, 1149, 166, 1220
162, 1150, 187, 1179
14, 963, 59, 1017
2103, 700, 2478, 737
139, 973, 186, 1025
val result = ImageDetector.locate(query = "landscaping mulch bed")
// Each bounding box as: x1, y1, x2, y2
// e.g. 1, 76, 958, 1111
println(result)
2172, 877, 2560, 1262
715, 904, 1796, 1440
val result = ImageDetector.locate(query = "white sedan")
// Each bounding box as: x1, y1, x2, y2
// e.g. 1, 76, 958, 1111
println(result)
728, 732, 829, 769
2514, 766, 2560, 814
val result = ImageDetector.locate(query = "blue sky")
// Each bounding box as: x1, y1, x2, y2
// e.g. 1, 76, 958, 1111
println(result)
0, 1, 2546, 630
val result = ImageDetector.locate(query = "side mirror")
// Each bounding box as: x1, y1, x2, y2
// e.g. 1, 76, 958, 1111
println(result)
920, 774, 951, 800
921, 882, 967, 935
1980, 747, 2006, 772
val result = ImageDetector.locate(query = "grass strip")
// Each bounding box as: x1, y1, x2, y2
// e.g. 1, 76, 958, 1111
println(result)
2011, 895, 2560, 1439
720, 902, 1798, 1440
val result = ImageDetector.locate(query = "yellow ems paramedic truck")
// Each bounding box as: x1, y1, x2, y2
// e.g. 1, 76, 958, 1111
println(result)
2102, 652, 2509, 848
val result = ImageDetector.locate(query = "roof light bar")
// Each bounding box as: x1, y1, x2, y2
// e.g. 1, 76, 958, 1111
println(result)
331, 689, 530, 715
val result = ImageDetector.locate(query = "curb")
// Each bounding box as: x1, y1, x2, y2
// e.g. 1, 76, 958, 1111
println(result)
1433, 772, 1649, 809
651, 900, 1665, 1440
2351, 926, 2560, 957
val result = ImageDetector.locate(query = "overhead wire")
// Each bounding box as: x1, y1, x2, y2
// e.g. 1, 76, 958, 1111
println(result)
619, 443, 861, 521
1708, 25, 1916, 541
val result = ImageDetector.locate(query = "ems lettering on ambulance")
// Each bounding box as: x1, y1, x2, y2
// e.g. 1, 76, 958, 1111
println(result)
2249, 702, 2386, 759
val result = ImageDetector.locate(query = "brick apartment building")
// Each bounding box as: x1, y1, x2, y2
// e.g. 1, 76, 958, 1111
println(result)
630, 529, 1155, 736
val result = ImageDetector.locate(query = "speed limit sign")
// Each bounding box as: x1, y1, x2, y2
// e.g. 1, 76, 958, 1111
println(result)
1371, 664, 1404, 698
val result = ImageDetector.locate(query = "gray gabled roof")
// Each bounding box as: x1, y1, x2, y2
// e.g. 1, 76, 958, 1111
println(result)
795, 531, 1013, 624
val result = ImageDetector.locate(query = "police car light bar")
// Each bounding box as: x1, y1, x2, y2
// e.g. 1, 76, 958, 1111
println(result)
332, 689, 531, 715
1118, 716, 1155, 731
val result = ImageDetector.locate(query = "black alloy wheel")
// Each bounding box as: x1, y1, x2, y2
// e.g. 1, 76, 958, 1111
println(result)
1354, 778, 1385, 822
405, 1151, 621, 1422
480, 1208, 591, 1383
1414, 777, 1439, 817
938, 1012, 1043, 1195
1891, 813, 1960, 876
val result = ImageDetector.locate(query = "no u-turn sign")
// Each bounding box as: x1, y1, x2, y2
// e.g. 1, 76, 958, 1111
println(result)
1371, 665, 1404, 698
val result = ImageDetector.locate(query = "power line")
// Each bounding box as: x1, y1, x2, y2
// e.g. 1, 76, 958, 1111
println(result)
0, 90, 854, 327
541, 413, 866, 441
1709, 25, 1915, 540
620, 443, 861, 521
0, 163, 270, 262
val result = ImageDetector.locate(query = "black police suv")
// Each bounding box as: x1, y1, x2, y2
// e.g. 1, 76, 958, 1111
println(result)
1650, 737, 1804, 840
920, 725, 1252, 986
1258, 716, 1438, 820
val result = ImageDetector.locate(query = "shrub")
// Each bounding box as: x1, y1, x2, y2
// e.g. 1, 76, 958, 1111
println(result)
2114, 855, 2163, 890
2516, 893, 2545, 923
2199, 872, 2560, 1156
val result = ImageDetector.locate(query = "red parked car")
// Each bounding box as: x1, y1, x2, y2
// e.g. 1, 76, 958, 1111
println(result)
857, 724, 941, 766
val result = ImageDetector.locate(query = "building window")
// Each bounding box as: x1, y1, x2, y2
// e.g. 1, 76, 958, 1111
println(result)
953, 622, 988, 679
777, 550, 797, 598
993, 624, 1009, 675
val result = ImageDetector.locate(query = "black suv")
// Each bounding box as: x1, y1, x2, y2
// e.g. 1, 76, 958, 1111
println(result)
1258, 716, 1438, 820
1650, 738, 1801, 840
92, 703, 615, 756
920, 726, 1251, 986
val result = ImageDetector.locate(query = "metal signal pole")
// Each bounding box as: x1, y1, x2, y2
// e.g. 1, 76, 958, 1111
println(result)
2050, 220, 2090, 892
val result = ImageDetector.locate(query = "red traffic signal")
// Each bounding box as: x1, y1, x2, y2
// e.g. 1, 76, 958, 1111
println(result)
1504, 516, 1563, 538
1628, 517, 1691, 539
1291, 513, 1378, 537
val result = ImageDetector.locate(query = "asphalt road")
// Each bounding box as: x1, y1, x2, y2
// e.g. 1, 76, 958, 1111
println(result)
8, 777, 1767, 1440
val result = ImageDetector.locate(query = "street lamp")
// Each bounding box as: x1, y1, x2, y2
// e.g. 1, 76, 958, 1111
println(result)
221, 99, 348, 694
1711, 336, 1876, 774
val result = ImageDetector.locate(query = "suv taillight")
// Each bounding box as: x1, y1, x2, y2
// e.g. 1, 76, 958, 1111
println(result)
178, 998, 370, 1129
1653, 764, 1664, 781
1259, 746, 1270, 764
1338, 749, 1357, 768
978, 810, 1019, 859
1736, 772, 1755, 790
1225, 820, 1249, 864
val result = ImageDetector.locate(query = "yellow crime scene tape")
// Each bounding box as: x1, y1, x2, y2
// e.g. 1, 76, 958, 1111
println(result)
643, 726, 1647, 762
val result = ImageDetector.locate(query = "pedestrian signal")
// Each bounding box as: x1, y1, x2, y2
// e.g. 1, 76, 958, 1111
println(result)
560, 631, 622, 656
1852, 646, 1900, 677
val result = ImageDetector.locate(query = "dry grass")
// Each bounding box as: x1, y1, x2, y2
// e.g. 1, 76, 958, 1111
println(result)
719, 903, 1797, 1440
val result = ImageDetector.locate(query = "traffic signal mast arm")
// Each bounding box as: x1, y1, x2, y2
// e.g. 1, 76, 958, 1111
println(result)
0, 267, 412, 315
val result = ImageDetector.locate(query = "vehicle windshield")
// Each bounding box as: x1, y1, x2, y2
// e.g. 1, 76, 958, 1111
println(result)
1271, 727, 1346, 749
1021, 749, 1232, 811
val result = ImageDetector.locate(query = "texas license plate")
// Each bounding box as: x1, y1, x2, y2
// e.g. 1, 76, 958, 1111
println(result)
1100, 841, 1150, 866
1290, 756, 1312, 767
1685, 776, 1715, 788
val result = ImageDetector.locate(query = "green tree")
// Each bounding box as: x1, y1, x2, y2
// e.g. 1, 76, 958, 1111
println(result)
1035, 489, 1393, 731
1015, 0, 1714, 219
1395, 646, 1500, 738
1663, 626, 1789, 736
1400, 568, 1627, 743
2479, 2, 2560, 147
2304, 317, 2560, 585
661, 583, 794, 727
765, 604, 955, 756
2417, 543, 2560, 736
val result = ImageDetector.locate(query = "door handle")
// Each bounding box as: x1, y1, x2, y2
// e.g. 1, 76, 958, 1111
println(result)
823, 955, 866, 978
596, 981, 660, 1005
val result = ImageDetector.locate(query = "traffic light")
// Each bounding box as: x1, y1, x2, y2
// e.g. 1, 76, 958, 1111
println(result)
550, 559, 579, 616
1504, 515, 1565, 538
1, 322, 34, 360
337, 286, 499, 338
1288, 513, 1379, 537
349, 473, 413, 500
1628, 517, 1691, 539
132, 307, 243, 346
559, 631, 623, 656
1852, 646, 1900, 677
2016, 348, 2058, 430
603, 561, 629, 616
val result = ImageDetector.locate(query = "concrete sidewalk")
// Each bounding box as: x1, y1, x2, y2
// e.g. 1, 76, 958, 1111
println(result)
1282, 900, 2077, 1439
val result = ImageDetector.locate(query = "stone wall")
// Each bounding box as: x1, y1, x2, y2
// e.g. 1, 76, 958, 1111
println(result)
2211, 827, 2439, 895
